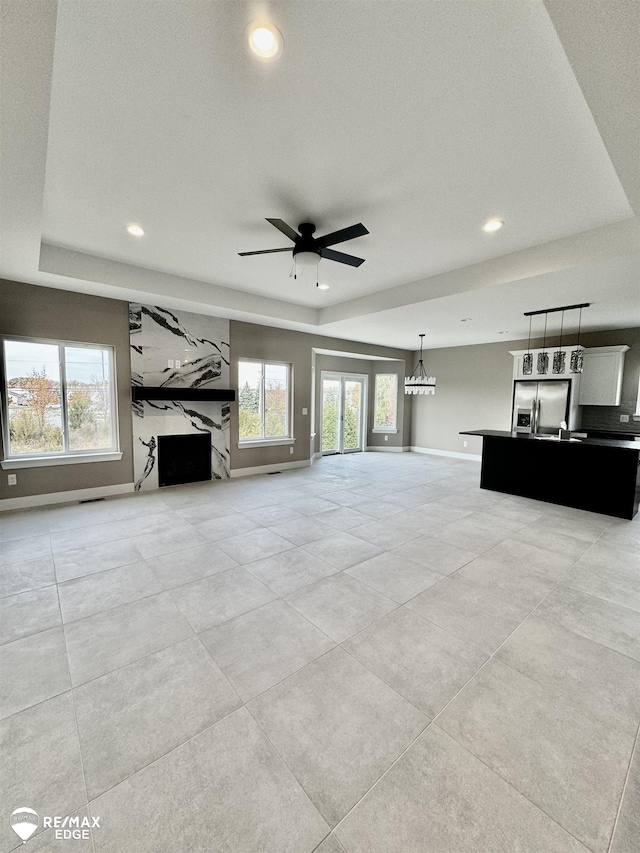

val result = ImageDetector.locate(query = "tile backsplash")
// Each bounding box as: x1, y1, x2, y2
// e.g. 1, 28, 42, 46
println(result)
580, 400, 640, 434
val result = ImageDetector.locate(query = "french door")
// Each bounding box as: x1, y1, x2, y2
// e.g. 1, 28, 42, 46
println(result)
321, 373, 366, 455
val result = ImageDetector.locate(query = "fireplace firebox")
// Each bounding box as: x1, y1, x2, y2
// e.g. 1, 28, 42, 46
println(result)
157, 433, 212, 487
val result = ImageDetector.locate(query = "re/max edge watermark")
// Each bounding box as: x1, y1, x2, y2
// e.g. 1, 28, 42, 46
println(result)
10, 808, 101, 843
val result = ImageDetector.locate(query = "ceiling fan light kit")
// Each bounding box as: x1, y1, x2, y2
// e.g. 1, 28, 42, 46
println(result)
239, 218, 369, 279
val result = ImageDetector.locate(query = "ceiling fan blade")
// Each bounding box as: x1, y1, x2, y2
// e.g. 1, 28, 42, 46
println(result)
317, 222, 369, 248
238, 248, 291, 256
265, 218, 299, 242
320, 247, 365, 267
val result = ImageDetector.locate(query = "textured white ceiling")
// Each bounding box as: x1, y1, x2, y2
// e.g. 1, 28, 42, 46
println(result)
2, 0, 638, 349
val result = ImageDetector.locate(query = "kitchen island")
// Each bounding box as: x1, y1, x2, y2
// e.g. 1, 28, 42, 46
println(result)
461, 430, 640, 520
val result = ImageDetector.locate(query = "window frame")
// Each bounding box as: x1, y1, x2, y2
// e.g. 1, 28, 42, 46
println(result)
372, 372, 399, 433
237, 358, 294, 447
0, 335, 121, 467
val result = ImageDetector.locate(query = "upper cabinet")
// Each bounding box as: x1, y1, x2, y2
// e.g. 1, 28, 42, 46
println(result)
578, 346, 629, 406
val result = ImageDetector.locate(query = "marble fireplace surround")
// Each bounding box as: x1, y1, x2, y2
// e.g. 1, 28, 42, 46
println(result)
129, 303, 233, 491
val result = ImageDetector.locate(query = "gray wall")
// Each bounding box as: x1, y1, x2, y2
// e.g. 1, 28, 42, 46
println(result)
230, 321, 412, 471
410, 338, 520, 457
0, 279, 134, 501
411, 326, 640, 455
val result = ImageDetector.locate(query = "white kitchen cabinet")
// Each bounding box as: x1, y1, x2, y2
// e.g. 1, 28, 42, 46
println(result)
578, 346, 628, 406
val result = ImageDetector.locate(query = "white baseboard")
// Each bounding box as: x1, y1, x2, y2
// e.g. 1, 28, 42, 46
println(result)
410, 446, 482, 462
365, 445, 411, 453
230, 459, 311, 478
0, 482, 135, 512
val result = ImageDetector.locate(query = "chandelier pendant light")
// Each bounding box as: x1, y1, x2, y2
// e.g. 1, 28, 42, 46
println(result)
523, 315, 533, 375
553, 310, 566, 374
524, 303, 589, 376
537, 312, 549, 374
570, 306, 584, 373
405, 334, 436, 395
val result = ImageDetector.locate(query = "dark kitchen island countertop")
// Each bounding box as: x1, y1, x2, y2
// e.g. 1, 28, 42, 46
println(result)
461, 430, 640, 519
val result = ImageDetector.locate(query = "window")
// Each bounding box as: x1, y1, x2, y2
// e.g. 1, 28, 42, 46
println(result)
2, 338, 118, 461
238, 360, 291, 442
373, 373, 398, 431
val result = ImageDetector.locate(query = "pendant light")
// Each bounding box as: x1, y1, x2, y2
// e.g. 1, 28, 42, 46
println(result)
537, 313, 549, 374
523, 315, 533, 375
553, 310, 566, 374
571, 306, 584, 373
405, 334, 436, 395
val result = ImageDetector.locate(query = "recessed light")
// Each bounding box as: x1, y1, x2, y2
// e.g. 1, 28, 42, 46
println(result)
126, 223, 145, 237
498, 331, 509, 334
482, 218, 504, 233
460, 318, 472, 322
246, 21, 283, 59
317, 283, 330, 291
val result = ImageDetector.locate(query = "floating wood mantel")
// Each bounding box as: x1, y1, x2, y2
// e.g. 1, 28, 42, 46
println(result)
132, 386, 236, 402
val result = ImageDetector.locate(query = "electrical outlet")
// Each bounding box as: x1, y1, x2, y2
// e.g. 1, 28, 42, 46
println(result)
175, 360, 181, 369
167, 359, 174, 369
620, 414, 630, 423
7, 474, 17, 486
463, 440, 468, 448
289, 446, 294, 454
302, 408, 308, 415
384, 435, 388, 441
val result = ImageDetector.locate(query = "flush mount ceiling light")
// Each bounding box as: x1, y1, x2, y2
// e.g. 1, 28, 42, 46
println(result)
246, 21, 283, 59
482, 217, 504, 233
317, 283, 330, 290
460, 318, 472, 322
126, 223, 145, 237
405, 334, 436, 396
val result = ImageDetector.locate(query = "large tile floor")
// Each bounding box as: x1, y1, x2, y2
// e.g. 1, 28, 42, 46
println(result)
1, 452, 639, 852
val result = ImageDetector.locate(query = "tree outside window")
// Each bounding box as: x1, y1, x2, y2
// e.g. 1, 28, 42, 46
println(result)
238, 360, 290, 441
374, 374, 398, 430
3, 339, 116, 457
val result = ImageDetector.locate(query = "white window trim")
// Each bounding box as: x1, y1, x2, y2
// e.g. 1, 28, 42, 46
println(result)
237, 437, 296, 449
1, 451, 123, 470
1, 335, 120, 465
237, 358, 293, 442
373, 373, 399, 432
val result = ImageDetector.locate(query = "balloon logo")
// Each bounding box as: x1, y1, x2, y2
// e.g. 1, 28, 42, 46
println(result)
10, 808, 39, 843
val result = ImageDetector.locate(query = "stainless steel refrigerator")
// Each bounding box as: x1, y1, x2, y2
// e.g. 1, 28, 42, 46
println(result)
511, 380, 571, 435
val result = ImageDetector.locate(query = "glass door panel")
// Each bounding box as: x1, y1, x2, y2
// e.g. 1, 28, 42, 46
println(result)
321, 378, 341, 454
343, 380, 363, 452
321, 374, 365, 455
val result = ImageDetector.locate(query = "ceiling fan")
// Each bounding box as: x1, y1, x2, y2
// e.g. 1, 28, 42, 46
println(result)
238, 218, 369, 269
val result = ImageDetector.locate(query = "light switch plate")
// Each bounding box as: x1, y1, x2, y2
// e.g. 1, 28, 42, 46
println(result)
302, 407, 308, 415
167, 359, 174, 369
620, 414, 630, 423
